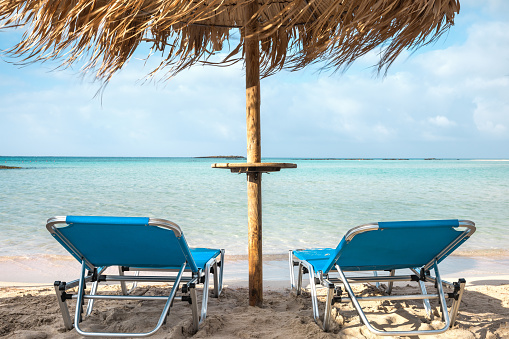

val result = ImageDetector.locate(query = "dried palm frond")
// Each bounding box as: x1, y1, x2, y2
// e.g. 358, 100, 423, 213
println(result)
0, 0, 460, 81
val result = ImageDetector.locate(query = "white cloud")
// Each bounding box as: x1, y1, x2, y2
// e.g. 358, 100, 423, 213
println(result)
428, 116, 457, 128
473, 98, 509, 138
0, 58, 249, 156
372, 124, 394, 140
413, 21, 509, 79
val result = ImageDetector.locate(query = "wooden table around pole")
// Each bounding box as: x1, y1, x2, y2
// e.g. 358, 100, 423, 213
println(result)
212, 162, 297, 173
212, 162, 296, 306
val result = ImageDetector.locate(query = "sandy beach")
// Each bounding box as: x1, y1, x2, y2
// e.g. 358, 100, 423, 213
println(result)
1, 255, 508, 338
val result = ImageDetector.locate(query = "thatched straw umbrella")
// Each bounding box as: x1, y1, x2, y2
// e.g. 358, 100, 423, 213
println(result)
1, 0, 460, 306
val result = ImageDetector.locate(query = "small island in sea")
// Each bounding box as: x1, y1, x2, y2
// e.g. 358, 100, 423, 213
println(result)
195, 156, 246, 159
0, 165, 22, 169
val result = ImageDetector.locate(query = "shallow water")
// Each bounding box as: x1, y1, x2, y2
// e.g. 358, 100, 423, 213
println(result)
1, 157, 508, 257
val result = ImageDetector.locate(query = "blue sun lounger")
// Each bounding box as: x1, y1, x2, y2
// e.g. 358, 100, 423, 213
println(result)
289, 219, 475, 336
47, 216, 225, 337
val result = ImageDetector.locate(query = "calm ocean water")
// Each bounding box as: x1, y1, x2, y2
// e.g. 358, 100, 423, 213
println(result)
1, 157, 508, 257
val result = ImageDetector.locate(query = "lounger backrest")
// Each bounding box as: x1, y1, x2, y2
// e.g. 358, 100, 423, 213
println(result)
325, 219, 475, 273
47, 216, 198, 272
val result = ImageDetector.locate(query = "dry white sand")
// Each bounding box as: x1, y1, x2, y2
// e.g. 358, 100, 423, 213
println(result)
1, 276, 508, 338
1, 254, 508, 338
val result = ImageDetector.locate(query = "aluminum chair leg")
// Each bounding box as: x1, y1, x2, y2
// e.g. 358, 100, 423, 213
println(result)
118, 266, 128, 295
297, 265, 335, 332
118, 266, 140, 295
85, 266, 107, 317
127, 271, 140, 294
306, 265, 320, 323
194, 257, 217, 327
190, 286, 199, 332
212, 250, 225, 298
54, 281, 73, 330
386, 270, 395, 295
410, 268, 466, 326
449, 279, 466, 326
289, 251, 295, 290
374, 270, 395, 294
200, 265, 211, 324
323, 284, 334, 332
419, 280, 432, 319
186, 258, 216, 333
297, 263, 303, 295
212, 261, 219, 298
85, 281, 99, 317
433, 261, 450, 325
218, 249, 225, 296
186, 265, 213, 334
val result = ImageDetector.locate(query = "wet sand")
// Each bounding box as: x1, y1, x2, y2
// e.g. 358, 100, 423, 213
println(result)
1, 253, 509, 287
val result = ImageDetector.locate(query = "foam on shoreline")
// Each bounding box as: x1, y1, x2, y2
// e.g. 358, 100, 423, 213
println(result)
1, 247, 508, 263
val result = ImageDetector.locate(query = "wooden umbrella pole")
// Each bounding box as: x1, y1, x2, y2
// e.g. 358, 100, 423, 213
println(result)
245, 0, 262, 307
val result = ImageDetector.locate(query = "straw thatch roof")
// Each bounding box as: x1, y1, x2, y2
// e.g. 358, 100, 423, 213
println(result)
0, 0, 460, 81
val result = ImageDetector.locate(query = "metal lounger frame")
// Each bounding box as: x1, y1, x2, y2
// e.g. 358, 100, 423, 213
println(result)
48, 216, 225, 337
288, 220, 474, 336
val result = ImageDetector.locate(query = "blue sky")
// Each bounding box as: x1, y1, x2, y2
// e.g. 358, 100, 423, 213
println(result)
1, 0, 508, 158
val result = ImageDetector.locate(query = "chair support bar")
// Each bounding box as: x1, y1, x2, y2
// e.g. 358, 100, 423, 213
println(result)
122, 267, 189, 272
327, 275, 418, 284
338, 293, 440, 302
98, 275, 193, 283
75, 295, 185, 301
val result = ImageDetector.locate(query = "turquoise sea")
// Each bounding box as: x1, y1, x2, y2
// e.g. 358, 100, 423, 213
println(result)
1, 157, 508, 258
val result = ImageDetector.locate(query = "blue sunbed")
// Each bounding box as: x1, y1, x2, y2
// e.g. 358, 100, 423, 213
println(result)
289, 219, 475, 336
47, 216, 224, 337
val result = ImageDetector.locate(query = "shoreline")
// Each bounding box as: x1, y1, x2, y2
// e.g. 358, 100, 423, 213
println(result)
2, 252, 508, 287
2, 247, 508, 261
